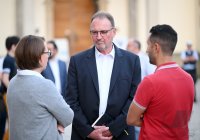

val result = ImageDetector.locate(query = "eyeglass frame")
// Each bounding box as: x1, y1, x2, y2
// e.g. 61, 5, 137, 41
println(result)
43, 50, 51, 57
90, 27, 114, 37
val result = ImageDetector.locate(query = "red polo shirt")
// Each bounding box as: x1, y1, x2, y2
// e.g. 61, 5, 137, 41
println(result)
134, 62, 194, 140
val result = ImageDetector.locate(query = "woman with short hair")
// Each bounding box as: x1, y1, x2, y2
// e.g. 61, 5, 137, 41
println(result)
7, 35, 74, 140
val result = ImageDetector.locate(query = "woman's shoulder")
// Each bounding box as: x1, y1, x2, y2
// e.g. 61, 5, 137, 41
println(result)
35, 77, 55, 88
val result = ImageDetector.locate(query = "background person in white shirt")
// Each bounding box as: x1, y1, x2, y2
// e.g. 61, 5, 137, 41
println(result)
42, 40, 67, 97
127, 39, 156, 79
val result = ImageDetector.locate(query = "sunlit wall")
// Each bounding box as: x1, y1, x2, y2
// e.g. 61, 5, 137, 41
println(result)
0, 0, 199, 56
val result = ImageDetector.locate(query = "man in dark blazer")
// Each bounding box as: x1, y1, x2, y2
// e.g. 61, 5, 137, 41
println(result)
41, 40, 67, 96
65, 11, 141, 140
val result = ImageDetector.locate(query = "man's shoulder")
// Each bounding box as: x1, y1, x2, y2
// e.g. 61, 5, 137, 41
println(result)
4, 54, 14, 62
72, 47, 94, 59
3, 55, 15, 68
141, 70, 163, 86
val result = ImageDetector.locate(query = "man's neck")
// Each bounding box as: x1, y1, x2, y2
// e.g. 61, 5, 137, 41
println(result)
97, 44, 114, 55
8, 51, 14, 57
156, 56, 173, 66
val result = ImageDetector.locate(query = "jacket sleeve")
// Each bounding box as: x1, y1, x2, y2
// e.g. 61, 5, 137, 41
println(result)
41, 81, 74, 127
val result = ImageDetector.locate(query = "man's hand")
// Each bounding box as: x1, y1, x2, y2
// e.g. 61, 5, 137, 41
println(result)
95, 126, 112, 137
88, 126, 113, 140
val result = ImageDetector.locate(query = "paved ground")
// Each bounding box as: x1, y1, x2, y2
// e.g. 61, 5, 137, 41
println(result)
63, 79, 200, 140
189, 79, 200, 140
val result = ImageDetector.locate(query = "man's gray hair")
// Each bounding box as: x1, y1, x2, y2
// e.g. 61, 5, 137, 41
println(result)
91, 11, 115, 27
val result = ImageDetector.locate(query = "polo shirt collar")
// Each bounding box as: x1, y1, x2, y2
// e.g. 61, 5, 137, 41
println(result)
156, 62, 179, 71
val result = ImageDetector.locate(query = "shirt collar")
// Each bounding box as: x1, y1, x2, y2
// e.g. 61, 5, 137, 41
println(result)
95, 45, 115, 58
17, 69, 44, 78
156, 62, 179, 71
49, 56, 59, 62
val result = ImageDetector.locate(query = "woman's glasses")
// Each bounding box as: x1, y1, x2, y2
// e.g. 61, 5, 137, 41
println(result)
43, 50, 51, 57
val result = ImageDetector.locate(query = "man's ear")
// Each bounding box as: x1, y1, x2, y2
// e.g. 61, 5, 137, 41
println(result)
154, 42, 161, 53
11, 44, 16, 51
112, 28, 117, 35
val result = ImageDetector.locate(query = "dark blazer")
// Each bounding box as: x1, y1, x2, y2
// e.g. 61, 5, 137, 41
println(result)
41, 59, 67, 96
66, 45, 141, 140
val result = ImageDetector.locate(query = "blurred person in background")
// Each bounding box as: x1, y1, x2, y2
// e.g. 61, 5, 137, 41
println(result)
127, 24, 194, 140
41, 40, 67, 97
1, 36, 20, 140
0, 56, 7, 140
7, 35, 74, 140
127, 39, 156, 140
127, 39, 156, 79
0, 56, 4, 81
1, 36, 20, 95
181, 41, 199, 102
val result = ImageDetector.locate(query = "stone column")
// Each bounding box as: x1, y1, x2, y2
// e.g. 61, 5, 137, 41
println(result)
128, 0, 137, 37
16, 0, 48, 37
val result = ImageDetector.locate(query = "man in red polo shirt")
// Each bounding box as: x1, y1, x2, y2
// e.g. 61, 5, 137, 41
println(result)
127, 24, 194, 140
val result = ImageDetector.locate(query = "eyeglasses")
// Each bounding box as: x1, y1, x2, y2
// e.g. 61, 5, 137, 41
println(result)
43, 50, 51, 57
90, 28, 114, 37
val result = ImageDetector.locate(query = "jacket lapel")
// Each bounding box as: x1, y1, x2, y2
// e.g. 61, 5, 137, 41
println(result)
47, 62, 55, 82
58, 60, 64, 86
109, 45, 123, 94
86, 47, 99, 95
